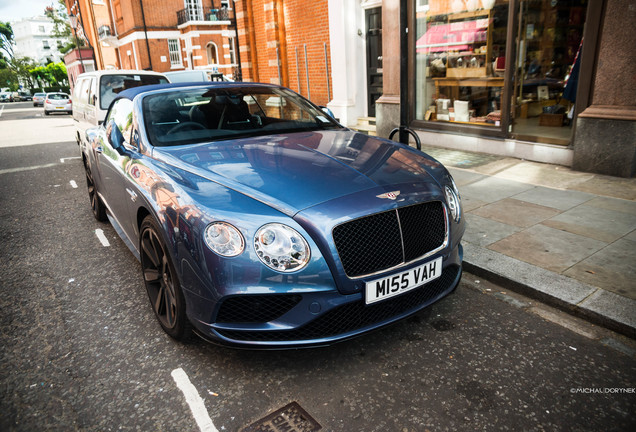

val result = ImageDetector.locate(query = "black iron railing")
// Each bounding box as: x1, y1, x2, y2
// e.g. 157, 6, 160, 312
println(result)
177, 7, 233, 25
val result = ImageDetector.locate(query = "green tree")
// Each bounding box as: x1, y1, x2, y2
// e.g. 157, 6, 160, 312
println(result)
45, 0, 77, 54
30, 66, 49, 88
45, 62, 68, 86
10, 56, 38, 88
0, 21, 15, 59
0, 68, 17, 90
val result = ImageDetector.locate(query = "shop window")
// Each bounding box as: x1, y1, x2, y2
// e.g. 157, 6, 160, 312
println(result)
510, 0, 587, 145
168, 39, 183, 67
415, 0, 508, 127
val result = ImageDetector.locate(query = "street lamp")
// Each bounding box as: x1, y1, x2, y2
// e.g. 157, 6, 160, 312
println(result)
68, 13, 85, 73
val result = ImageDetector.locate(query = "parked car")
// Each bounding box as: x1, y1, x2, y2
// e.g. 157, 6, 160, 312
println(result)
18, 91, 32, 101
43, 92, 72, 115
0, 92, 11, 102
10, 91, 20, 101
81, 82, 465, 348
72, 70, 169, 146
33, 92, 46, 107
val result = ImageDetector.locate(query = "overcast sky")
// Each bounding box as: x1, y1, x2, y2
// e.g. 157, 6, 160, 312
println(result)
0, 0, 55, 23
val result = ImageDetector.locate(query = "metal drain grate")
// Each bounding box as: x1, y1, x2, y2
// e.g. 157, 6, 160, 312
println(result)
240, 401, 321, 432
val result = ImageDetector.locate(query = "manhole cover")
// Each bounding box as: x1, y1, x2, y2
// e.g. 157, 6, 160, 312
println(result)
240, 401, 321, 432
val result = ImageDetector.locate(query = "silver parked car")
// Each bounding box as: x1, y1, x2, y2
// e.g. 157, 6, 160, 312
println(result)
33, 93, 47, 107
43, 92, 72, 115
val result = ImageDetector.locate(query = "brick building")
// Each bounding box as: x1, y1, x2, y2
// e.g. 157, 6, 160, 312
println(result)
63, 0, 335, 108
234, 0, 333, 107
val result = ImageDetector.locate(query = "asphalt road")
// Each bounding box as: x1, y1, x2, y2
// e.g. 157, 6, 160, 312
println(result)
1, 102, 635, 431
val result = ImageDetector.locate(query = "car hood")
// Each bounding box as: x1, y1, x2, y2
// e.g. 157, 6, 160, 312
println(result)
154, 130, 446, 216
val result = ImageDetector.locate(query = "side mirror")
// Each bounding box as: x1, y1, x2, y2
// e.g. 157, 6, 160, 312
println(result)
320, 106, 335, 119
106, 119, 124, 150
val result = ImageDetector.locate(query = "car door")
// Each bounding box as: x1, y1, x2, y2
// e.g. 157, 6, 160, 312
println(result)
94, 98, 138, 242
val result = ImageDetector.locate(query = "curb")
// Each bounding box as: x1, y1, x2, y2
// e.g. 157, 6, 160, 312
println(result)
462, 242, 636, 340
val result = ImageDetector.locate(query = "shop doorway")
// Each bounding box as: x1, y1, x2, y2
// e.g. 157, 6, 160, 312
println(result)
510, 0, 587, 145
366, 7, 383, 117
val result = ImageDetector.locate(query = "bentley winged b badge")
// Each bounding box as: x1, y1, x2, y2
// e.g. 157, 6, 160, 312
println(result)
376, 191, 401, 200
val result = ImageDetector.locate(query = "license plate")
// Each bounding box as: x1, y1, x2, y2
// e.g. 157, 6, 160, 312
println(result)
365, 257, 443, 305
55, 106, 64, 109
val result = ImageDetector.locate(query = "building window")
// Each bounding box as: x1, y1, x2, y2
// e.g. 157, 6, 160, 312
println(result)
39, 25, 45, 33
220, 0, 230, 7
228, 37, 236, 65
42, 40, 50, 50
207, 42, 219, 65
168, 39, 182, 67
184, 0, 203, 21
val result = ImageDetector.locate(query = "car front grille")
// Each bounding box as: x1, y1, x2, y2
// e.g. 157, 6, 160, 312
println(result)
215, 264, 460, 342
332, 201, 447, 278
216, 294, 302, 323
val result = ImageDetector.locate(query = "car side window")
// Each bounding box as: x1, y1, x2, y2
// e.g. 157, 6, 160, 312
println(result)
106, 99, 134, 147
88, 78, 96, 106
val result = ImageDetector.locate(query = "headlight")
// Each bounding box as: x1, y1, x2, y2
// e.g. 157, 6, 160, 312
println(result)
254, 223, 310, 272
449, 175, 461, 201
204, 222, 245, 257
444, 185, 461, 222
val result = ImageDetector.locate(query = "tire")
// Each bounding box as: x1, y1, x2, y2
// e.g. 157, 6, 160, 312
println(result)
84, 165, 107, 221
139, 216, 191, 341
44, 110, 50, 115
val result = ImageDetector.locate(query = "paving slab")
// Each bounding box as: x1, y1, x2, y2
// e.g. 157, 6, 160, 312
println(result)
513, 186, 595, 211
542, 204, 636, 243
564, 238, 636, 301
570, 175, 636, 200
458, 176, 535, 204
625, 229, 636, 242
487, 224, 607, 273
462, 214, 520, 247
447, 167, 485, 187
470, 198, 562, 228
492, 161, 595, 190
584, 196, 636, 215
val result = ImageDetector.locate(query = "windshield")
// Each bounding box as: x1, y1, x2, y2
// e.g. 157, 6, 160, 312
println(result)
142, 86, 342, 147
100, 74, 168, 110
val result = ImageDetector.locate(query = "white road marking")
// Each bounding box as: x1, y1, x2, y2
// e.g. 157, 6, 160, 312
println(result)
0, 163, 59, 175
0, 105, 4, 117
70, 180, 78, 188
95, 229, 111, 247
60, 157, 81, 163
171, 368, 218, 432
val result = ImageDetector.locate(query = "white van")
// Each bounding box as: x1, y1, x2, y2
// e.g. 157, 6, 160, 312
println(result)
164, 69, 230, 83
72, 70, 169, 145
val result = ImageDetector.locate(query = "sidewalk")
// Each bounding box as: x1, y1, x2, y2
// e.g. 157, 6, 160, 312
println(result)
422, 145, 636, 339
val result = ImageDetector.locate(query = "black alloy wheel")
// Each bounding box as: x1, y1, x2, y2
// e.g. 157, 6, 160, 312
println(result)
85, 165, 107, 221
140, 216, 191, 340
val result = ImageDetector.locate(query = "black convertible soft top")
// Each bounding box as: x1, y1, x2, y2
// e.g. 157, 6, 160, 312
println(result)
115, 81, 278, 101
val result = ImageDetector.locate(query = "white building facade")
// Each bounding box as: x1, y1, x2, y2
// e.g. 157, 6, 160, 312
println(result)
12, 16, 66, 64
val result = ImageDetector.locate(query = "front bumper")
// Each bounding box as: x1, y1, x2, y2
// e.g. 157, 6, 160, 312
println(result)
189, 243, 463, 348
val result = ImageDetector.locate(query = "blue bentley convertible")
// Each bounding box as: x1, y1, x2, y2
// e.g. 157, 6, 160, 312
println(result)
81, 82, 465, 348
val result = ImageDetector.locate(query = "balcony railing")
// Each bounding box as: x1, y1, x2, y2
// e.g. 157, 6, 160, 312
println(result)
177, 7, 233, 25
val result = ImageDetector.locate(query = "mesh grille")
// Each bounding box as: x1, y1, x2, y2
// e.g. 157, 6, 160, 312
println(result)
216, 294, 302, 323
333, 201, 446, 278
216, 264, 460, 342
399, 201, 446, 262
